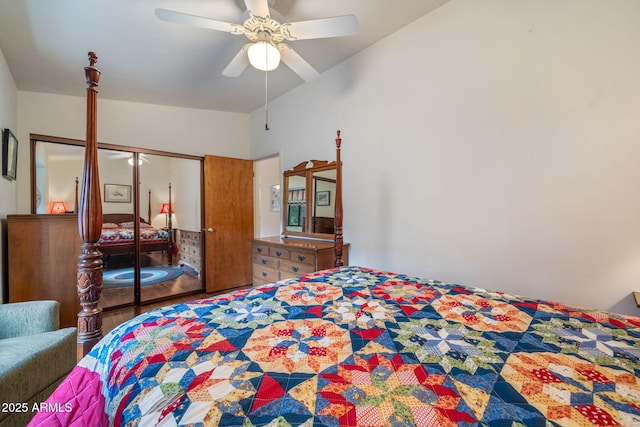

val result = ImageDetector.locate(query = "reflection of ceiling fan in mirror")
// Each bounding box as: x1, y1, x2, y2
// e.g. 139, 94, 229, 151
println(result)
108, 152, 150, 165
155, 0, 358, 82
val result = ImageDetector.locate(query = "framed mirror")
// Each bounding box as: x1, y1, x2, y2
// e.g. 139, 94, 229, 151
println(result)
282, 160, 337, 240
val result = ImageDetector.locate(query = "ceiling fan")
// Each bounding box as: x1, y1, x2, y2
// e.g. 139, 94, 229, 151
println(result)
108, 152, 150, 165
155, 0, 358, 82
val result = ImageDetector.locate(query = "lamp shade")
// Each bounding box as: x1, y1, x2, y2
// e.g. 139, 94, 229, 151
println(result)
160, 203, 173, 214
50, 201, 66, 214
248, 41, 281, 71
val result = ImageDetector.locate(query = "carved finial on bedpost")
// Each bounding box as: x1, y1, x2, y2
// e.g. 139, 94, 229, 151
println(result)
85, 52, 100, 92
77, 51, 103, 361
88, 51, 97, 66
334, 130, 344, 267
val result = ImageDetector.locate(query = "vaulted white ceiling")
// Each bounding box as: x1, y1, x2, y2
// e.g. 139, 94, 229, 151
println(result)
0, 0, 449, 113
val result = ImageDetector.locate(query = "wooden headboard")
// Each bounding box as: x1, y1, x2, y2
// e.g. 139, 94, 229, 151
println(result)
103, 214, 149, 225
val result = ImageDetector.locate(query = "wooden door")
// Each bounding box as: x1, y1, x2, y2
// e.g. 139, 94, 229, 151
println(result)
204, 155, 254, 292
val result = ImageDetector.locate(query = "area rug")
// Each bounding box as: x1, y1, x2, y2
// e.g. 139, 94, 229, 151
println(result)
103, 267, 183, 289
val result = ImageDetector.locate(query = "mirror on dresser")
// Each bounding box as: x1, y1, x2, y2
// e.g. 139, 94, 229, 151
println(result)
282, 160, 337, 240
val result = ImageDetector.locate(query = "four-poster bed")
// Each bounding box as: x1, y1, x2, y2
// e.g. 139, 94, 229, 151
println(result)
28, 52, 640, 426
99, 214, 173, 265
99, 186, 174, 266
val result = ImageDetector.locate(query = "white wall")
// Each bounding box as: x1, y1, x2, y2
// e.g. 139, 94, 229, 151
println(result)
0, 48, 18, 304
168, 157, 202, 231
254, 156, 281, 237
250, 0, 640, 316
17, 92, 251, 212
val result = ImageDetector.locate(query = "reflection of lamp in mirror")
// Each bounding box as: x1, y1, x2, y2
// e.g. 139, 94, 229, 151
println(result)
160, 203, 174, 227
50, 201, 66, 214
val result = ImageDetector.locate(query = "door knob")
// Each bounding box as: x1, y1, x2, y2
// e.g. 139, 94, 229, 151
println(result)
204, 228, 214, 233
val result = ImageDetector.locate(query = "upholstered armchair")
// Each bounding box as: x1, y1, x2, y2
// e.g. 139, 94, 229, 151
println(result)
0, 301, 76, 427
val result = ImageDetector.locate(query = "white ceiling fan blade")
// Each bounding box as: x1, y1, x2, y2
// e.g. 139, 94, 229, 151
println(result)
284, 15, 358, 40
155, 8, 242, 34
244, 0, 270, 18
279, 44, 320, 82
222, 44, 251, 77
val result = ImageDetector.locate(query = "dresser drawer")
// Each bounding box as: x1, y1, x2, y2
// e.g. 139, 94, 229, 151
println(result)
290, 250, 315, 265
253, 264, 279, 283
279, 260, 315, 279
271, 247, 290, 259
252, 254, 278, 269
253, 244, 270, 256
252, 275, 273, 287
182, 231, 200, 242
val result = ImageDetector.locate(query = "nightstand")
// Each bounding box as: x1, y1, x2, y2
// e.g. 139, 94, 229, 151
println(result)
634, 292, 640, 308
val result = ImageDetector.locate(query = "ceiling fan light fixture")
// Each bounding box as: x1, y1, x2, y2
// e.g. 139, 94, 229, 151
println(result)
248, 41, 280, 71
128, 157, 143, 166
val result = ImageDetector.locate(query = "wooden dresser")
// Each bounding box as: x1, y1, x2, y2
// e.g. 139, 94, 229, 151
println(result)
251, 236, 349, 286
177, 229, 202, 277
7, 214, 81, 328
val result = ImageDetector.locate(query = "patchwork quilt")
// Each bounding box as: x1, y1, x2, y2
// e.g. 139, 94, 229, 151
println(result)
29, 266, 640, 426
99, 227, 169, 246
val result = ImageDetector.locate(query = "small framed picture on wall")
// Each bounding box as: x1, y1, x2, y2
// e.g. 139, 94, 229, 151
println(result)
2, 129, 18, 181
104, 184, 132, 203
271, 184, 281, 212
316, 190, 331, 206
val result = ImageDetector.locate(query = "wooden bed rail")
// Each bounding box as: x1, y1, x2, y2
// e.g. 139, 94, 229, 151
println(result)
77, 52, 104, 360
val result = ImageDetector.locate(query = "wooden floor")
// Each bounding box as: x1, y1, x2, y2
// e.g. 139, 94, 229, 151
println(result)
101, 251, 209, 334
102, 252, 203, 309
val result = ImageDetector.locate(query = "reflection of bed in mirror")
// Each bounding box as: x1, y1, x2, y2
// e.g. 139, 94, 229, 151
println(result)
99, 213, 173, 265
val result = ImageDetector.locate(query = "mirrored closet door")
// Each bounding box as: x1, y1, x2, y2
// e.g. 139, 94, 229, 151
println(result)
31, 135, 204, 311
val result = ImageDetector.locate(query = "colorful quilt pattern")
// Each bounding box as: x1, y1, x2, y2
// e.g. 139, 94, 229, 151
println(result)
29, 267, 640, 426
99, 226, 169, 246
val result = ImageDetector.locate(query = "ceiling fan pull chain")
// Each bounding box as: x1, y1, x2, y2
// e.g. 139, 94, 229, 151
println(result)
264, 67, 270, 131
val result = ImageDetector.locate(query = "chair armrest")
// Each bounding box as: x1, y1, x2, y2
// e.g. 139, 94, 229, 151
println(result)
0, 301, 60, 339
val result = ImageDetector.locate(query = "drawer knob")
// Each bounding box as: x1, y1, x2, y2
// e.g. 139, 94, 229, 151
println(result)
292, 266, 299, 273
297, 255, 306, 261
276, 251, 282, 257
257, 247, 263, 253
262, 271, 267, 277
261, 258, 267, 264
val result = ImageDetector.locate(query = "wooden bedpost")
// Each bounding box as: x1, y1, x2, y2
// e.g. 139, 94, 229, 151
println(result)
334, 130, 344, 267
77, 51, 103, 360
75, 176, 79, 213
168, 182, 173, 265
